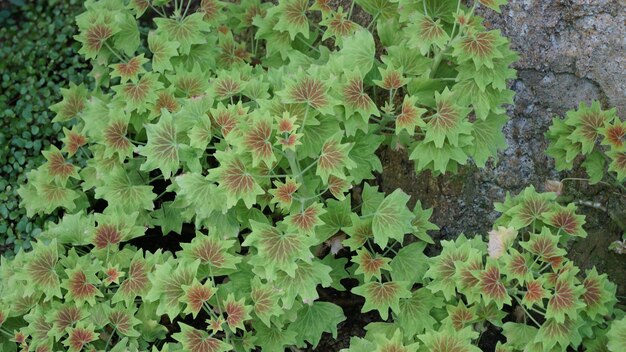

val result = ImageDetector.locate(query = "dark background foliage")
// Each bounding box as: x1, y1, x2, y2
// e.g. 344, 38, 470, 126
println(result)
0, 0, 89, 256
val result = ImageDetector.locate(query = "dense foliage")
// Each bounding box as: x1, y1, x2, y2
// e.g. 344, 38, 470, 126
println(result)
0, 0, 89, 256
1, 0, 625, 351
546, 102, 626, 254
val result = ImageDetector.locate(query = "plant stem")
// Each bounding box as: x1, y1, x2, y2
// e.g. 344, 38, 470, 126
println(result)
182, 0, 192, 18
366, 12, 379, 31
149, 175, 164, 183
0, 327, 12, 337
104, 41, 125, 62
300, 105, 310, 134
513, 295, 542, 327
450, 0, 461, 39
348, 0, 356, 20
285, 149, 307, 199
150, 3, 167, 17
294, 188, 328, 203
429, 48, 444, 79
298, 35, 320, 53
295, 159, 318, 178
104, 328, 116, 351
155, 189, 169, 200
382, 242, 399, 256
366, 238, 377, 254
561, 177, 614, 188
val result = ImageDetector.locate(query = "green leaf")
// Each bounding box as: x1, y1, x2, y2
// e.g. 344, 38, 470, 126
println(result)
360, 183, 385, 216
138, 110, 181, 179
316, 198, 352, 242
321, 254, 350, 291
209, 151, 264, 209
565, 101, 615, 155
275, 261, 333, 309
145, 259, 199, 319
252, 322, 298, 352
75, 14, 119, 60
49, 82, 88, 122
354, 249, 392, 282
148, 31, 179, 73
172, 322, 232, 352
41, 145, 80, 186
18, 168, 80, 216
348, 131, 384, 183
580, 268, 617, 321
406, 13, 449, 55
95, 165, 155, 213
174, 172, 228, 223
154, 13, 211, 55
477, 262, 512, 309
178, 231, 241, 275
355, 0, 397, 20
339, 29, 376, 74
478, 0, 508, 13
608, 316, 626, 351
285, 202, 326, 236
372, 189, 414, 247
452, 30, 508, 70
273, 0, 310, 40
390, 242, 428, 283
395, 95, 427, 136
289, 302, 346, 348
250, 277, 284, 327
411, 201, 438, 244
352, 280, 411, 320
418, 326, 481, 352
23, 239, 62, 300
608, 150, 626, 182
340, 69, 380, 123
544, 270, 585, 324
533, 318, 584, 351
397, 288, 445, 337
456, 51, 518, 91
466, 113, 508, 167
506, 187, 557, 230
152, 201, 185, 235
113, 73, 164, 113
423, 235, 477, 300
423, 88, 473, 148
582, 150, 606, 184
243, 221, 318, 280
110, 54, 148, 83
113, 11, 141, 56
222, 293, 253, 332
502, 322, 539, 350
316, 132, 357, 183
370, 329, 420, 352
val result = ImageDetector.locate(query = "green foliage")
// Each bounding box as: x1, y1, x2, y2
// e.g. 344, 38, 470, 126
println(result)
345, 186, 621, 351
1, 0, 622, 351
546, 101, 625, 184
546, 102, 626, 253
0, 0, 90, 256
